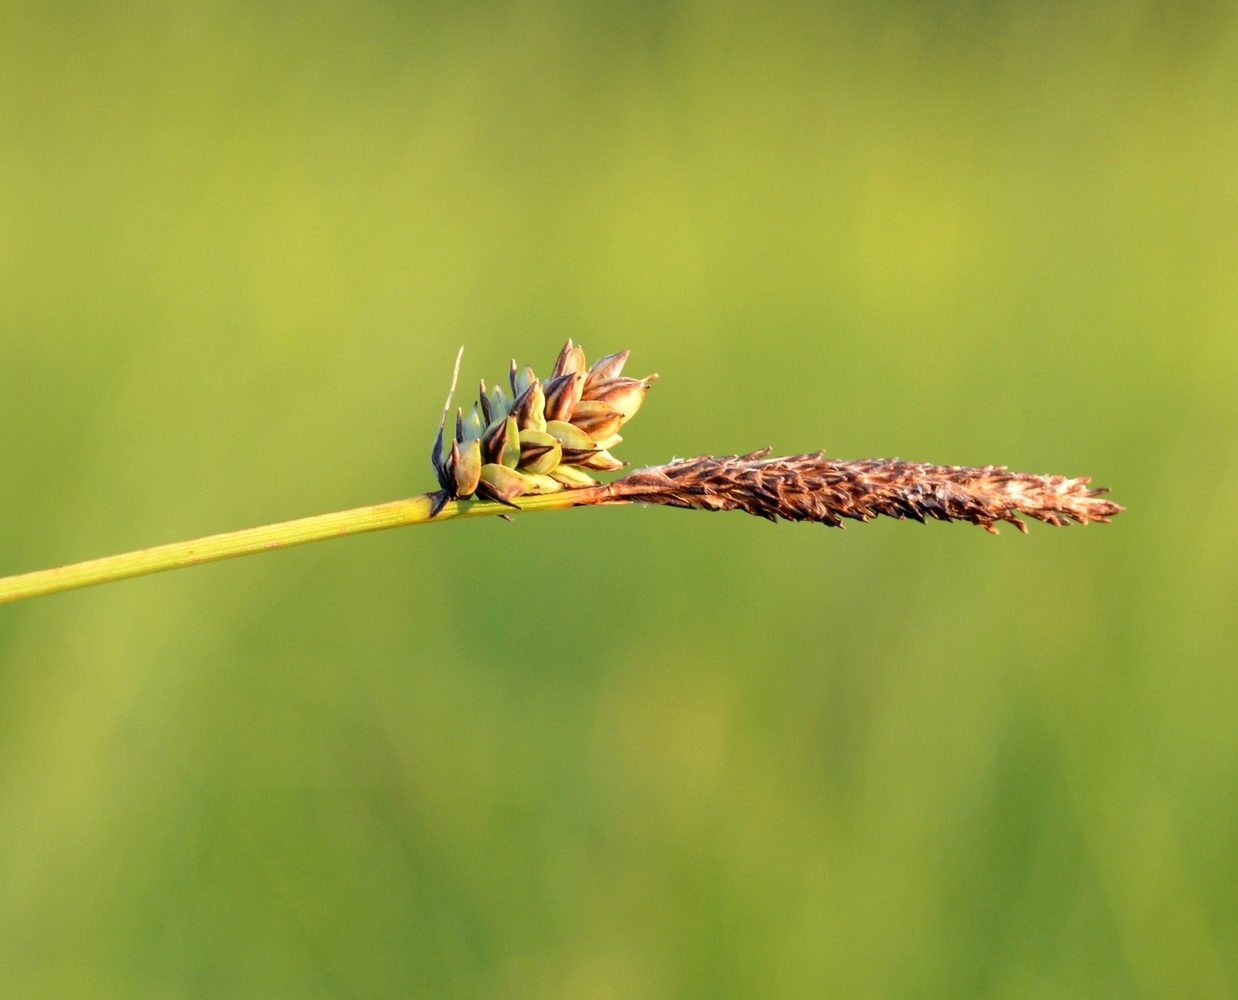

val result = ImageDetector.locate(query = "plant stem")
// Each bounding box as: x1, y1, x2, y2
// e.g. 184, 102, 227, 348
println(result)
0, 489, 596, 606
0, 450, 1124, 607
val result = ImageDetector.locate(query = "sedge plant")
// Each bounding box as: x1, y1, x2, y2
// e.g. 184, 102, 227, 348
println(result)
0, 341, 1123, 605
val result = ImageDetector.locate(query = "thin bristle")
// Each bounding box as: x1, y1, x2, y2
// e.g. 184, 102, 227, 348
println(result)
594, 453, 1124, 532
438, 345, 465, 432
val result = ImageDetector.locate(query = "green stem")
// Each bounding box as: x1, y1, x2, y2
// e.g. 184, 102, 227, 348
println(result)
0, 490, 593, 606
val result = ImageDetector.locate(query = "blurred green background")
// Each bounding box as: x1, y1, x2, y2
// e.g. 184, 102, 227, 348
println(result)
1, 2, 1235, 997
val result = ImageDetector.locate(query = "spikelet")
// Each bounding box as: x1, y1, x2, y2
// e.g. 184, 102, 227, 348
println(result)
600, 451, 1125, 532
430, 341, 657, 514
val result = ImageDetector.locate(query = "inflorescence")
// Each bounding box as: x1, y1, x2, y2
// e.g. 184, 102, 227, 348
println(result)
430, 340, 656, 514
430, 342, 1123, 533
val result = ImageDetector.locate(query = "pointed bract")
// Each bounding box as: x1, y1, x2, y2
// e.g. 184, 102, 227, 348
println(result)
481, 414, 523, 469
511, 380, 547, 433
462, 404, 485, 442
544, 419, 597, 452
548, 464, 600, 488
584, 350, 629, 386
543, 371, 584, 422
580, 375, 655, 423
549, 339, 575, 380
514, 364, 538, 398
521, 473, 564, 494
517, 429, 563, 476
565, 344, 587, 376
568, 399, 624, 441
481, 417, 504, 465
476, 464, 528, 505
478, 380, 491, 424
500, 415, 522, 468
489, 384, 512, 422
431, 425, 452, 492
576, 449, 626, 472
454, 438, 482, 496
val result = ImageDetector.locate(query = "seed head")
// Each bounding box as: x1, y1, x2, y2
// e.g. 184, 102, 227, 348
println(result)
428, 346, 1123, 532
430, 341, 655, 511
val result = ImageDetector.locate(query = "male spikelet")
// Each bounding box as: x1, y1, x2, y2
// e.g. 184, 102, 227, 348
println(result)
429, 341, 657, 515
597, 451, 1123, 533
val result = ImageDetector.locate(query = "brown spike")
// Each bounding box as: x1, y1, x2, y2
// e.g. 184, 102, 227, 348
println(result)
588, 454, 1124, 532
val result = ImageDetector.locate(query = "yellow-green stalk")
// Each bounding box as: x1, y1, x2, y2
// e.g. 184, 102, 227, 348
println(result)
0, 489, 599, 606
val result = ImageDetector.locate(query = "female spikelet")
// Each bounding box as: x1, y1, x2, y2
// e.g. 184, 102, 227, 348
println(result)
430, 340, 657, 514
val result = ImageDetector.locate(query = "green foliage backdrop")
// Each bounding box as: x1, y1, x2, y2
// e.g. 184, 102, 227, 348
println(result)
1, 2, 1235, 996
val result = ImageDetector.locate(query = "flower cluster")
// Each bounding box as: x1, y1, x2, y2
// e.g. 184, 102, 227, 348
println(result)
431, 340, 655, 511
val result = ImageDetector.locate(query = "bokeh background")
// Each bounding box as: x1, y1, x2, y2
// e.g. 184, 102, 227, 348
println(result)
1, 2, 1235, 997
